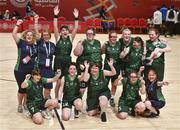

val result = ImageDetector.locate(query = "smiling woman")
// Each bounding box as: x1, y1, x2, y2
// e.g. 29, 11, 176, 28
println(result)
12, 19, 37, 113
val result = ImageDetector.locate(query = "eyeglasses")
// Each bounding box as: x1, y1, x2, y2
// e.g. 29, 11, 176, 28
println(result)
109, 36, 117, 38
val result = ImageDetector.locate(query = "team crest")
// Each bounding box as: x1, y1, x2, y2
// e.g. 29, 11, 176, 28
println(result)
10, 0, 29, 8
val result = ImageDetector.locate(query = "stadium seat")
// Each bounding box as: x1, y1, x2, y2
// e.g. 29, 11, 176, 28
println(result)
116, 18, 125, 31
94, 18, 102, 32
139, 18, 148, 34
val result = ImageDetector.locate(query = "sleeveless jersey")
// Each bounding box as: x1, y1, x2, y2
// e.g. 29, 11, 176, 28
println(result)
104, 41, 121, 65
77, 39, 102, 64
87, 70, 109, 98
63, 75, 80, 101
121, 78, 141, 101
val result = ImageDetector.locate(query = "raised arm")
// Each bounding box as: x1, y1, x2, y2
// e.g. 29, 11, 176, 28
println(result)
21, 74, 31, 88
83, 61, 90, 82
73, 40, 84, 56
34, 14, 40, 39
12, 19, 23, 43
47, 69, 61, 83
71, 8, 79, 41
103, 58, 116, 76
53, 5, 60, 42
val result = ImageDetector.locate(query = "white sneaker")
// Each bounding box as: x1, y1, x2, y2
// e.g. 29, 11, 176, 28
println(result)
41, 110, 51, 120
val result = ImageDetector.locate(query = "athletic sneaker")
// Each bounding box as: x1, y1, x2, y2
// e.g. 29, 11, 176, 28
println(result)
147, 112, 159, 118
41, 110, 51, 120
74, 109, 79, 118
100, 112, 107, 122
17, 105, 23, 113
23, 104, 28, 111
109, 98, 115, 107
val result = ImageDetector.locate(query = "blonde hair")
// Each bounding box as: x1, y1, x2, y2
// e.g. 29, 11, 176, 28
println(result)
21, 30, 37, 44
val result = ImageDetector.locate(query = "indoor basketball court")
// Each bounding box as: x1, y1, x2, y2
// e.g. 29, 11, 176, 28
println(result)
0, 0, 180, 130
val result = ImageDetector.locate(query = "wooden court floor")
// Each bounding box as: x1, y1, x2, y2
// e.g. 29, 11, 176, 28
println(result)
0, 33, 180, 130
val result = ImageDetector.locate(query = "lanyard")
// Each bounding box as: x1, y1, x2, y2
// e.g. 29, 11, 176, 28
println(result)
27, 46, 32, 56
44, 42, 51, 58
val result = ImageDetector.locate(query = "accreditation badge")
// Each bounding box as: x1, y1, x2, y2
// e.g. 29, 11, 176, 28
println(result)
45, 58, 50, 67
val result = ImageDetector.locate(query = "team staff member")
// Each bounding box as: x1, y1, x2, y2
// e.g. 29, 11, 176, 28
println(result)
144, 69, 168, 118
12, 19, 37, 113
119, 28, 134, 76
74, 28, 102, 92
144, 28, 171, 81
53, 6, 79, 99
58, 62, 83, 121
101, 31, 121, 107
21, 69, 61, 125
117, 71, 146, 119
83, 59, 116, 122
34, 15, 56, 99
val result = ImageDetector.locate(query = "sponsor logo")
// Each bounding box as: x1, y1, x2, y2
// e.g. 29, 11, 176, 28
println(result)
10, 0, 29, 8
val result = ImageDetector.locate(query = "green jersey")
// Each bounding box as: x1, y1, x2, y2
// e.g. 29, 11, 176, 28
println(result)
146, 39, 166, 64
63, 75, 80, 101
55, 36, 72, 57
77, 39, 102, 64
126, 47, 143, 74
119, 37, 134, 52
121, 78, 141, 101
104, 41, 121, 65
26, 78, 47, 103
87, 70, 109, 98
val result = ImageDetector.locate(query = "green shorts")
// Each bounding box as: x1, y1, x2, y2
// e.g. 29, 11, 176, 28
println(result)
86, 90, 111, 111
54, 56, 71, 78
62, 96, 81, 109
27, 99, 48, 116
118, 98, 141, 113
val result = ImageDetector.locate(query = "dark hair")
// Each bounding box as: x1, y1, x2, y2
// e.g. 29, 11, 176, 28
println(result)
134, 36, 144, 47
128, 70, 138, 77
148, 27, 160, 37
108, 30, 117, 38
60, 25, 69, 31
41, 30, 51, 39
32, 69, 41, 76
90, 62, 100, 69
86, 27, 96, 35
69, 62, 77, 68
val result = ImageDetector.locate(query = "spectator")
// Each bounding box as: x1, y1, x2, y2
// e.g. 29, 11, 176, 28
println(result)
153, 8, 162, 33
165, 6, 176, 37
3, 10, 11, 20
160, 4, 168, 35
25, 0, 35, 17
99, 6, 107, 20
0, 11, 3, 20
11, 10, 21, 20
175, 8, 180, 35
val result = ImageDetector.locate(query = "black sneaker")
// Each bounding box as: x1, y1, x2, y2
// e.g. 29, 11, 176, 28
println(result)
101, 112, 107, 122
128, 109, 136, 117
147, 112, 159, 118
110, 98, 115, 107
74, 109, 79, 118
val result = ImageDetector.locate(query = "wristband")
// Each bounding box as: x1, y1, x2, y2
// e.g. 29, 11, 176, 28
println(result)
16, 24, 20, 27
54, 15, 58, 18
75, 17, 79, 20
